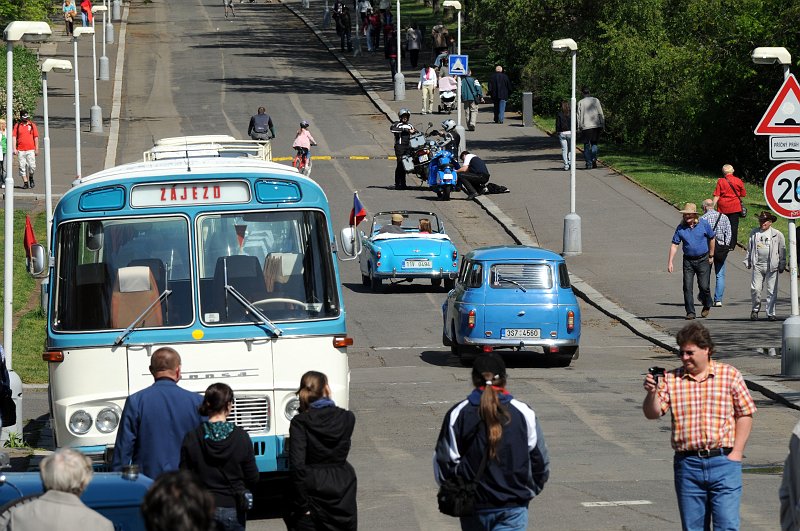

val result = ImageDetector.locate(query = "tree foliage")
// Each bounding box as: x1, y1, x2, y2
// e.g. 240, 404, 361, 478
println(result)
479, 0, 800, 180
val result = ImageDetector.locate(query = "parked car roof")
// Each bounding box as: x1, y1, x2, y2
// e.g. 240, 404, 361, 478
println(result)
464, 245, 563, 262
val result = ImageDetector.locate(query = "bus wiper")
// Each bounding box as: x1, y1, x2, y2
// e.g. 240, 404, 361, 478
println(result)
224, 284, 284, 337
497, 275, 527, 292
114, 290, 173, 346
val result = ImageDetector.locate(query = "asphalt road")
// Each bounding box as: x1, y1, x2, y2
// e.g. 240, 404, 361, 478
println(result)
18, 1, 800, 529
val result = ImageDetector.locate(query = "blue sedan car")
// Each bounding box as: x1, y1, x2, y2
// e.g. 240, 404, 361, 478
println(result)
358, 211, 459, 292
442, 245, 581, 366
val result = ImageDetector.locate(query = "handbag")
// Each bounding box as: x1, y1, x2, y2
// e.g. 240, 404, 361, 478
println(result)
723, 175, 746, 217
711, 214, 730, 264
437, 425, 490, 517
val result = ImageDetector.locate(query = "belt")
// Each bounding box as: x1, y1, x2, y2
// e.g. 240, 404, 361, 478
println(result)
675, 447, 733, 458
683, 253, 709, 261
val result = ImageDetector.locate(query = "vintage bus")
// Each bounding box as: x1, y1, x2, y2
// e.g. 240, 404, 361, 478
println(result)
32, 143, 350, 475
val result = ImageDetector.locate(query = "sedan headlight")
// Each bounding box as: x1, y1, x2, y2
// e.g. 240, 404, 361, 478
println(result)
69, 410, 92, 435
96, 406, 121, 434
285, 398, 300, 420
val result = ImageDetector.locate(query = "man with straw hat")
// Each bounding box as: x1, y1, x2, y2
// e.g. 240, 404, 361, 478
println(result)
668, 203, 716, 320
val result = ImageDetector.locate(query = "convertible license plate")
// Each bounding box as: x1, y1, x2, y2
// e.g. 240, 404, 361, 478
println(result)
418, 154, 429, 162
404, 259, 432, 269
502, 328, 541, 339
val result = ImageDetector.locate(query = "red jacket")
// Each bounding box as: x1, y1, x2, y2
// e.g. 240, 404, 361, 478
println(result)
713, 174, 747, 215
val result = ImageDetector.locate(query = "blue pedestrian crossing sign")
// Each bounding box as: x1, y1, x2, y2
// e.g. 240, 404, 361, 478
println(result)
448, 55, 468, 76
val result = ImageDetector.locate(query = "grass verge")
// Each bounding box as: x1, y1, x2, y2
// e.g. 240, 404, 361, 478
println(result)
0, 210, 47, 384
533, 115, 780, 245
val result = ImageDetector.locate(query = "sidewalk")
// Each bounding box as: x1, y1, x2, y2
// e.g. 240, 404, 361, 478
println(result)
288, 0, 800, 408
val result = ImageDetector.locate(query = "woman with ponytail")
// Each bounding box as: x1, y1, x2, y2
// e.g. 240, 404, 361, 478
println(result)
287, 371, 357, 531
434, 354, 550, 530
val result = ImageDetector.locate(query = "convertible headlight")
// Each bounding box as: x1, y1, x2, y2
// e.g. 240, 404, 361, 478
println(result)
96, 406, 121, 434
285, 398, 301, 420
69, 410, 93, 435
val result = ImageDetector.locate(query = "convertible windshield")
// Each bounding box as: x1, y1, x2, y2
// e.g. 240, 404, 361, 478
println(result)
197, 210, 340, 324
371, 212, 442, 235
52, 216, 192, 331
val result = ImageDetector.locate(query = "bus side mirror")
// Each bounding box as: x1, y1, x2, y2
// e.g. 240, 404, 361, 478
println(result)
340, 227, 355, 257
28, 243, 47, 277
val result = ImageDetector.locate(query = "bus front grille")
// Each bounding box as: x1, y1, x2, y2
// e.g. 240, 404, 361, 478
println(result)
231, 395, 270, 433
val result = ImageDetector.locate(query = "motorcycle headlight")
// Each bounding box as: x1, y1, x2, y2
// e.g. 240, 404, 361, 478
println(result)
285, 398, 301, 421
96, 406, 121, 434
69, 410, 92, 435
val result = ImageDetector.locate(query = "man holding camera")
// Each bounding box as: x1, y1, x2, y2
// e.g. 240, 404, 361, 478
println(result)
642, 322, 756, 530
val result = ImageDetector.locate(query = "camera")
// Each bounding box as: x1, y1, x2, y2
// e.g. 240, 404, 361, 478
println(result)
648, 366, 665, 383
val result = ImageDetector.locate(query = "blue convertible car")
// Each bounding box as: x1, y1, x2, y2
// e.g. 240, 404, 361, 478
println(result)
357, 211, 459, 292
442, 245, 581, 366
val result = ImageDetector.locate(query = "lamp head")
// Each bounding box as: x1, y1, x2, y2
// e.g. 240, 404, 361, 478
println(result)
92, 5, 108, 12
72, 27, 95, 38
551, 38, 577, 53
41, 58, 73, 74
751, 47, 791, 65
4, 21, 52, 43
442, 0, 462, 9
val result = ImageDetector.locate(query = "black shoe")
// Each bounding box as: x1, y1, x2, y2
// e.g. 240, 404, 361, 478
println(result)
592, 161, 598, 169
701, 306, 710, 318
768, 315, 778, 321
22, 182, 29, 189
395, 185, 407, 190
685, 313, 695, 320
750, 311, 758, 321
29, 178, 35, 189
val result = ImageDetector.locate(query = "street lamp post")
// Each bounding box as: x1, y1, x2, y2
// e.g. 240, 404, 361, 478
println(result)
89, 13, 103, 133
751, 46, 798, 374
443, 1, 461, 125
94, 5, 109, 81
73, 27, 94, 179
2, 20, 52, 441
393, 0, 405, 100
552, 38, 581, 255
41, 58, 73, 253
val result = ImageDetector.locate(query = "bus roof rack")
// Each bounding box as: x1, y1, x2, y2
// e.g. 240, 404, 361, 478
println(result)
143, 136, 272, 162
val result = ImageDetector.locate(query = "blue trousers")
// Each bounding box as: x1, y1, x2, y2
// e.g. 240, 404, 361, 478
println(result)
674, 454, 742, 531
460, 506, 528, 531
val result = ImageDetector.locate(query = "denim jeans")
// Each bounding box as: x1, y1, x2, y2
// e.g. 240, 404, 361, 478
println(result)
683, 255, 711, 316
460, 506, 528, 531
214, 506, 245, 531
674, 454, 742, 531
713, 259, 726, 303
558, 132, 571, 168
493, 100, 506, 123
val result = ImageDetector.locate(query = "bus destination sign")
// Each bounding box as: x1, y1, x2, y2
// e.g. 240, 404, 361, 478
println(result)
131, 181, 251, 207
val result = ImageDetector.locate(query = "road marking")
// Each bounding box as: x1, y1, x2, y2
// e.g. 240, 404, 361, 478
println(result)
581, 500, 653, 507
272, 155, 393, 162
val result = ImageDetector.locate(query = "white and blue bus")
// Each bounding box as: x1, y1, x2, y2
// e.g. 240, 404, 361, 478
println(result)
34, 143, 351, 474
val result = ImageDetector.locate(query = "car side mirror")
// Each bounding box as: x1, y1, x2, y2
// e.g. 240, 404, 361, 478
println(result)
28, 243, 47, 277
340, 227, 356, 257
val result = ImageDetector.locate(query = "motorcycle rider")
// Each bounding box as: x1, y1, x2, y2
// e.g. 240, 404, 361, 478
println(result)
390, 108, 417, 190
434, 119, 460, 155
248, 106, 275, 141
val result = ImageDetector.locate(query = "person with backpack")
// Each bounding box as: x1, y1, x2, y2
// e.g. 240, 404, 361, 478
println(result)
247, 106, 275, 140
12, 110, 39, 189
460, 69, 483, 131
434, 354, 549, 530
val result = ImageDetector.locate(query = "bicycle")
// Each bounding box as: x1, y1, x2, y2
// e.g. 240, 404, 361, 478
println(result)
292, 144, 316, 176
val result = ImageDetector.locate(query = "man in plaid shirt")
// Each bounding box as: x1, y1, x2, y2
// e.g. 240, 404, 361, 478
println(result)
643, 322, 756, 530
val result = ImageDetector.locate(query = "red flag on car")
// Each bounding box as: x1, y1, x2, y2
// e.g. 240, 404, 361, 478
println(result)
349, 192, 367, 226
23, 215, 37, 260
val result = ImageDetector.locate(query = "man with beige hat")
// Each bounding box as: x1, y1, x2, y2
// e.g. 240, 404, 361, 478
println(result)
668, 203, 716, 319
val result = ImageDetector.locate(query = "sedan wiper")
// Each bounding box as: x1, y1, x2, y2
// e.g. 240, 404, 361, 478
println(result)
114, 290, 172, 346
224, 284, 283, 337
497, 275, 527, 292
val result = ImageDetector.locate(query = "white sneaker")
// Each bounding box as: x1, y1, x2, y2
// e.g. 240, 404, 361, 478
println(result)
713, 301, 722, 307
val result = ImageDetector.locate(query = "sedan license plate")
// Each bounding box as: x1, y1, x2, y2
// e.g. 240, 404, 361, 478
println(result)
502, 328, 540, 339
404, 259, 432, 269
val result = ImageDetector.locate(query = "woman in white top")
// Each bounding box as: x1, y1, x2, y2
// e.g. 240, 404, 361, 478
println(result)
418, 65, 437, 115
406, 25, 421, 69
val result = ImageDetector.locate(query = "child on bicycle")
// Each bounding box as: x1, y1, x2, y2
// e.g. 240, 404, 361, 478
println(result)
292, 120, 317, 163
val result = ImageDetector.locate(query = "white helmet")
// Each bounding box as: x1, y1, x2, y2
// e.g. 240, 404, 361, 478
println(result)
441, 119, 456, 132
398, 108, 411, 119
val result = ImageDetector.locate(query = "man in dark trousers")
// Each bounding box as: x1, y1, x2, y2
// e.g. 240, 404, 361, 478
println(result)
667, 203, 716, 320
488, 65, 511, 124
456, 150, 490, 200
247, 106, 275, 140
390, 108, 416, 190
111, 347, 203, 479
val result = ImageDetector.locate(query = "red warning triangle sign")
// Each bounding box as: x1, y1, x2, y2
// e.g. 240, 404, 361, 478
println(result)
755, 74, 800, 135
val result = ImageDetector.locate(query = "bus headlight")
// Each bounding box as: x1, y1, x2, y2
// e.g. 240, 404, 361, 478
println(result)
69, 410, 93, 435
285, 398, 300, 420
96, 406, 121, 434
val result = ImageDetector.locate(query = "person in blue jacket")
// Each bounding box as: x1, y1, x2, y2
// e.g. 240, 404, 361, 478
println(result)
111, 347, 203, 479
434, 354, 549, 531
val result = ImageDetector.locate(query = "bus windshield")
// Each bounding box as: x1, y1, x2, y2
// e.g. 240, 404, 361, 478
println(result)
53, 216, 192, 331
197, 209, 340, 324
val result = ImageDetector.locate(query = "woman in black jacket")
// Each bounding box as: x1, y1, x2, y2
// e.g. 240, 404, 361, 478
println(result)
288, 371, 357, 531
180, 383, 258, 531
434, 354, 550, 530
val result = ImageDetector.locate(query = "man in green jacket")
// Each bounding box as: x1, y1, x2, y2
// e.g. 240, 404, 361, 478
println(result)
460, 69, 483, 131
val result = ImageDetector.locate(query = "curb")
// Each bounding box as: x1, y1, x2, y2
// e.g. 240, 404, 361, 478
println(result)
286, 0, 795, 408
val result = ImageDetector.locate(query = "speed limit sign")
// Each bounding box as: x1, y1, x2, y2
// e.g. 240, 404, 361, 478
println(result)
764, 161, 800, 219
